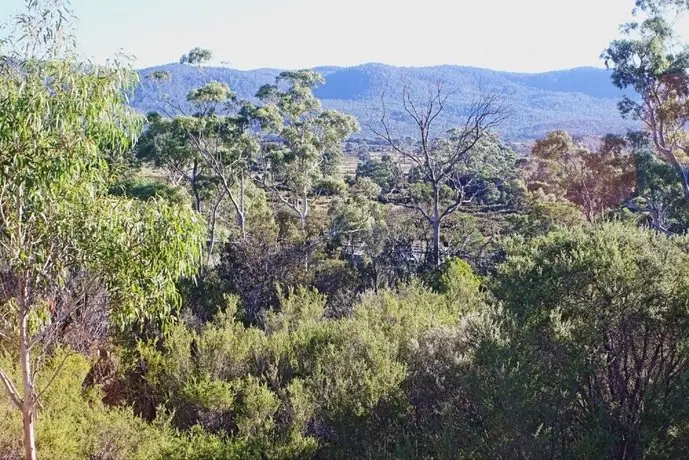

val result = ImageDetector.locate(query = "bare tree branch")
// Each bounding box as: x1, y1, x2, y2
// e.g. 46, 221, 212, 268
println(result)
0, 368, 22, 409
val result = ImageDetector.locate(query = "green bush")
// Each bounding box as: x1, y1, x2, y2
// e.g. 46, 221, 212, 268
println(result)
0, 350, 174, 459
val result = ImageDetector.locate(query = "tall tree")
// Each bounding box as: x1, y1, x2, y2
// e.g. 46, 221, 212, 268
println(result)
526, 131, 635, 223
603, 0, 689, 200
185, 82, 261, 243
141, 49, 260, 259
0, 3, 204, 458
256, 70, 359, 231
370, 80, 509, 266
136, 113, 207, 211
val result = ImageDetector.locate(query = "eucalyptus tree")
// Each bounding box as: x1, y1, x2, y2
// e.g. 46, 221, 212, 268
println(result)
0, 3, 204, 458
627, 149, 689, 232
256, 70, 359, 231
184, 81, 261, 243
136, 113, 208, 212
141, 49, 260, 263
603, 0, 689, 200
526, 131, 635, 223
180, 47, 212, 66
370, 80, 510, 266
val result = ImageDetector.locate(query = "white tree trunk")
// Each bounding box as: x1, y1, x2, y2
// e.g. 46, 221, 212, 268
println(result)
19, 295, 37, 460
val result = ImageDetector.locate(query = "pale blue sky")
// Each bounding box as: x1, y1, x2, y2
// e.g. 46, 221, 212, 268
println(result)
2, 0, 645, 71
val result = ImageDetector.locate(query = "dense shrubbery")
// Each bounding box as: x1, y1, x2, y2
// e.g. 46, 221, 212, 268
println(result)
18, 223, 684, 459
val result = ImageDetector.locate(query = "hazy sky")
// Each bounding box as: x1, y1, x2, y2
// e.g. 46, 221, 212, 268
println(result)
2, 0, 642, 71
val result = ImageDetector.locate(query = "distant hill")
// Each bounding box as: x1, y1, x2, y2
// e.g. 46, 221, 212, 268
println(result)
131, 63, 637, 141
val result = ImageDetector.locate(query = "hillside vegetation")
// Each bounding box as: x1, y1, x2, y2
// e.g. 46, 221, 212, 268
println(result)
3, 0, 689, 459
133, 63, 637, 141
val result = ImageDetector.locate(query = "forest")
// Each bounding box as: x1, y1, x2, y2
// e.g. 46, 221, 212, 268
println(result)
130, 63, 635, 141
2, 0, 689, 459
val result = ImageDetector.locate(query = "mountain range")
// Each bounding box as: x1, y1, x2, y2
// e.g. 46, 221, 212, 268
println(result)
131, 63, 638, 142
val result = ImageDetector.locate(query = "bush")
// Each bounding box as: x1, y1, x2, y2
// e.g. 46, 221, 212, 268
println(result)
0, 350, 175, 459
488, 222, 689, 458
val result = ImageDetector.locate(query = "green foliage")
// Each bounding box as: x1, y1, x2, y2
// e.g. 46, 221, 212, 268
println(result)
256, 70, 359, 227
507, 192, 588, 237
0, 350, 170, 459
114, 274, 484, 458
0, 50, 205, 327
180, 47, 212, 66
109, 177, 189, 204
488, 223, 689, 457
436, 258, 481, 304
626, 150, 689, 232
188, 81, 234, 104
355, 154, 401, 193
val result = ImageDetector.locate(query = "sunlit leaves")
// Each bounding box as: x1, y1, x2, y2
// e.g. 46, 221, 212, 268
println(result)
0, 34, 204, 331
256, 70, 358, 225
179, 47, 212, 66
187, 81, 235, 105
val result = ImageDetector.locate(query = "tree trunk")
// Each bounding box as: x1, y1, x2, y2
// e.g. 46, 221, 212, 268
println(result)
191, 159, 202, 213
300, 189, 309, 232
432, 185, 441, 267
206, 209, 217, 268
19, 285, 36, 460
652, 135, 689, 203
432, 220, 441, 267
238, 172, 247, 240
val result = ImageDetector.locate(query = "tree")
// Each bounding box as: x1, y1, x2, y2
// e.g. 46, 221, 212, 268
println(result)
180, 47, 212, 66
491, 223, 689, 457
370, 80, 509, 266
140, 48, 261, 256
0, 4, 204, 458
626, 148, 689, 232
603, 1, 689, 200
526, 131, 635, 222
356, 154, 402, 196
256, 70, 359, 231
183, 79, 260, 247
136, 113, 207, 211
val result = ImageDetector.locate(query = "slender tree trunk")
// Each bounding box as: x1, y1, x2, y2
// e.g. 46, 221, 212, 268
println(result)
301, 189, 311, 271
237, 212, 246, 240
300, 189, 309, 232
191, 159, 202, 213
238, 172, 247, 240
18, 281, 36, 460
432, 185, 441, 267
432, 220, 441, 268
206, 210, 217, 268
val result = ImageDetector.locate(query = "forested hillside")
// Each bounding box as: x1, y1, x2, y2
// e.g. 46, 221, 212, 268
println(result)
132, 63, 637, 140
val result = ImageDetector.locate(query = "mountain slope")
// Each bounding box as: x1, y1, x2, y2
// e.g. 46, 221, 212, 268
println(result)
131, 63, 637, 141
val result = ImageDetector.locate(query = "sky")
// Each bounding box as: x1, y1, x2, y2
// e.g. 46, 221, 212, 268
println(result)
0, 0, 647, 72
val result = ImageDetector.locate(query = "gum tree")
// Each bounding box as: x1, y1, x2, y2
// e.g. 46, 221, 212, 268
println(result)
603, 0, 689, 200
142, 49, 261, 250
256, 70, 359, 231
370, 80, 509, 266
0, 2, 204, 458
